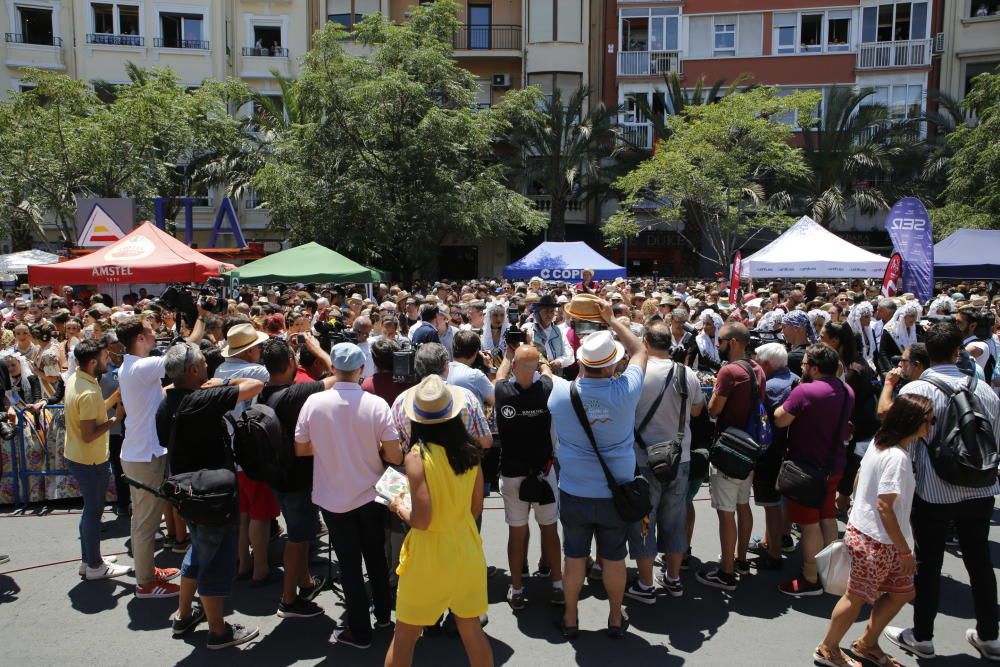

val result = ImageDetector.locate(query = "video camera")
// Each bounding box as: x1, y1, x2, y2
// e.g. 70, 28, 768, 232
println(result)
313, 319, 357, 352
198, 276, 227, 315
505, 306, 526, 348
572, 319, 608, 338
747, 330, 781, 355
393, 340, 421, 384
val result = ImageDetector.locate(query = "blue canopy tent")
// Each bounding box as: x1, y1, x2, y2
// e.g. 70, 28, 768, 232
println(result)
934, 229, 1000, 280
503, 241, 626, 281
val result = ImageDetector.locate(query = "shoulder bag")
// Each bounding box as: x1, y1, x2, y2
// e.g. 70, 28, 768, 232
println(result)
709, 361, 763, 480
569, 382, 651, 523
776, 379, 849, 509
635, 365, 688, 483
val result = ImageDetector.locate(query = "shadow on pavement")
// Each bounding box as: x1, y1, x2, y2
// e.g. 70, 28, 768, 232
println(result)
68, 578, 131, 614
0, 574, 20, 602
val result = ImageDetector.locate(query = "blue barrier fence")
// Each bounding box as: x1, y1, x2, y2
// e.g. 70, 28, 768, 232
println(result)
2, 405, 73, 510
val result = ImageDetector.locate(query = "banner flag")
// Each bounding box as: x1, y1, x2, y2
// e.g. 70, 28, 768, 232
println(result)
881, 252, 902, 297
729, 250, 743, 305
884, 197, 933, 302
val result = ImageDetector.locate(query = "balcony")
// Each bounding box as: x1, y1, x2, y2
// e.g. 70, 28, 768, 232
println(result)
618, 50, 680, 77
5, 33, 62, 47
154, 37, 210, 50
619, 122, 653, 150
452, 24, 521, 53
242, 47, 289, 57
857, 39, 932, 70
530, 195, 586, 223
86, 33, 144, 47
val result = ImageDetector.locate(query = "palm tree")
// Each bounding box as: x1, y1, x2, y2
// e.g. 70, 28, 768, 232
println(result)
631, 72, 755, 146
799, 86, 901, 226
506, 86, 621, 241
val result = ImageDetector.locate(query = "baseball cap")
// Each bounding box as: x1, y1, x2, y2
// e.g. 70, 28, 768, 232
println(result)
331, 342, 365, 371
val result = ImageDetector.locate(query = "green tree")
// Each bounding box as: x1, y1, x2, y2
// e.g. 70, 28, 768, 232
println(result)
604, 87, 817, 269
253, 0, 543, 277
632, 72, 755, 145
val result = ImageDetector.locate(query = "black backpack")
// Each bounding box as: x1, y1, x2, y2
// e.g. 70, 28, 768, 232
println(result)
226, 399, 287, 485
921, 376, 999, 488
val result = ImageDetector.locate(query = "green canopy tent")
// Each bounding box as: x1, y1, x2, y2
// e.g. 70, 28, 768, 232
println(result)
223, 242, 388, 287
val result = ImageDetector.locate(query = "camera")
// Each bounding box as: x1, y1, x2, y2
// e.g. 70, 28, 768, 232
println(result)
393, 344, 421, 384
506, 306, 520, 327
747, 330, 780, 355
313, 320, 357, 352
573, 319, 607, 338
505, 328, 526, 348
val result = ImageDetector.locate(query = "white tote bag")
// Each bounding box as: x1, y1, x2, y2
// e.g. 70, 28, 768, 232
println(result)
816, 539, 852, 596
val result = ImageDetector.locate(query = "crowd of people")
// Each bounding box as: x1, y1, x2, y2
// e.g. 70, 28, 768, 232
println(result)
1, 271, 999, 665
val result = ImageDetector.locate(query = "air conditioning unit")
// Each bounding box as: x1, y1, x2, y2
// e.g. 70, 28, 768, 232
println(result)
933, 32, 945, 53
491, 73, 511, 88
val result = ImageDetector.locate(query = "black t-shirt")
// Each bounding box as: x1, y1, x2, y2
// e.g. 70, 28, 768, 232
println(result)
495, 376, 554, 478
260, 381, 324, 493
786, 345, 808, 377
156, 386, 239, 475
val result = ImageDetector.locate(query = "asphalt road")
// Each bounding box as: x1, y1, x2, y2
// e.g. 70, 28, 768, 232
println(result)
1, 486, 996, 666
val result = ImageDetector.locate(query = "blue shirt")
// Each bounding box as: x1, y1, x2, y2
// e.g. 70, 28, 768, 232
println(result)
409, 321, 440, 347
447, 361, 493, 408
549, 365, 645, 498
764, 367, 799, 411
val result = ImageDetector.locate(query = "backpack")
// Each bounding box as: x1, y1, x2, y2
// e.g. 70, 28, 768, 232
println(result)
921, 376, 999, 488
226, 399, 288, 485
974, 338, 996, 384
735, 360, 773, 451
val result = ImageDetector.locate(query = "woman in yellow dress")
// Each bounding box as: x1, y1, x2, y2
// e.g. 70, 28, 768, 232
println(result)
387, 375, 492, 667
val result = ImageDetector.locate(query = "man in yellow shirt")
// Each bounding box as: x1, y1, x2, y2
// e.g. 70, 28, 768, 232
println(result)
65, 337, 128, 581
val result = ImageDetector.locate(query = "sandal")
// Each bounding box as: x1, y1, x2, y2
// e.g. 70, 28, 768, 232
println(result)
554, 615, 579, 640
851, 639, 904, 667
813, 644, 861, 667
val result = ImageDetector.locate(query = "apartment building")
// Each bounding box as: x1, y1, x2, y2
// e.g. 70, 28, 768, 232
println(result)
937, 0, 1000, 106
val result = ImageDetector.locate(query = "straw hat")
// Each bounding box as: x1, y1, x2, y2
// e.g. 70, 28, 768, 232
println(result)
348, 293, 364, 304
395, 291, 412, 306
564, 293, 603, 321
222, 322, 269, 358
523, 292, 541, 305
404, 375, 466, 425
576, 330, 625, 369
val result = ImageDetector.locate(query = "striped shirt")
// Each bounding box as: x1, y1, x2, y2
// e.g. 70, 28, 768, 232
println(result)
899, 365, 1000, 504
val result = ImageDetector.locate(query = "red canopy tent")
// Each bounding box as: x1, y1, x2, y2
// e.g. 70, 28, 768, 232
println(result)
29, 222, 236, 286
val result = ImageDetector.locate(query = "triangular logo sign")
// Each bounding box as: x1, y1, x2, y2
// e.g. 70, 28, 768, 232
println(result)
78, 203, 127, 247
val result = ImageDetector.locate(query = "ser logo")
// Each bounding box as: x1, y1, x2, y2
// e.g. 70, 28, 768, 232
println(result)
500, 405, 516, 419
889, 217, 927, 231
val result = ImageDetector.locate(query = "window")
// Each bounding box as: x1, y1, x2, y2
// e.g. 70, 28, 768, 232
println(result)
17, 7, 55, 45
88, 3, 142, 45
971, 1, 1000, 17
773, 14, 797, 54
160, 12, 205, 48
800, 14, 823, 52
529, 0, 582, 43
249, 26, 282, 55
965, 61, 1000, 95
714, 22, 735, 56
327, 0, 379, 32
119, 5, 139, 35
827, 16, 851, 51
527, 72, 582, 106
865, 84, 922, 119
620, 7, 679, 53
93, 3, 114, 34
773, 10, 851, 54
862, 3, 928, 42
772, 87, 825, 129
468, 5, 491, 49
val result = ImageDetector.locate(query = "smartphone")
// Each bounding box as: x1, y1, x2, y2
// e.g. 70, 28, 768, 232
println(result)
296, 333, 306, 345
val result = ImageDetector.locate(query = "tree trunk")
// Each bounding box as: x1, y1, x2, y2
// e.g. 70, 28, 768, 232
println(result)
549, 199, 567, 241
10, 216, 36, 251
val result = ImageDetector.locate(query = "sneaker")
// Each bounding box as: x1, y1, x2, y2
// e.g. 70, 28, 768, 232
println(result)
171, 602, 206, 636
734, 559, 750, 576
747, 536, 767, 555
752, 554, 784, 571
536, 564, 552, 578
85, 563, 132, 581
778, 575, 824, 597
680, 547, 692, 570
624, 581, 657, 605
135, 581, 181, 598
277, 597, 324, 619
333, 627, 371, 649
0, 554, 8, 565
589, 562, 603, 581
486, 565, 499, 578
207, 622, 259, 650
550, 586, 565, 606
966, 629, 1000, 662
375, 617, 393, 629
695, 567, 737, 592
655, 572, 684, 597
507, 586, 526, 610
781, 534, 796, 553
155, 567, 181, 583
171, 538, 191, 554
884, 626, 935, 659
299, 575, 327, 602
78, 555, 119, 576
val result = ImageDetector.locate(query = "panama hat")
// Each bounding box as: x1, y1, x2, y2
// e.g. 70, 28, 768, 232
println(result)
564, 293, 604, 321
404, 375, 466, 425
348, 293, 364, 304
222, 322, 269, 358
576, 330, 625, 369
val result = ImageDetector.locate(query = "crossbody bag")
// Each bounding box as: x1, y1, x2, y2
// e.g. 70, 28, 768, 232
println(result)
635, 364, 689, 482
569, 382, 651, 523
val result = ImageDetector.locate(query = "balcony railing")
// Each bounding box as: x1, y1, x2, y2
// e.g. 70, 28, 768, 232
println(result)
618, 50, 680, 76
618, 122, 653, 150
453, 24, 521, 50
530, 195, 583, 213
5, 33, 62, 47
154, 37, 210, 50
857, 38, 932, 69
242, 46, 289, 57
86, 33, 144, 46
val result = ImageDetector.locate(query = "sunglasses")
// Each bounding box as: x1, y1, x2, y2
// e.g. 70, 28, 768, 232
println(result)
923, 410, 936, 425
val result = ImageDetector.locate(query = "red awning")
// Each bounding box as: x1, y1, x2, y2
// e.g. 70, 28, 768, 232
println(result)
29, 222, 237, 286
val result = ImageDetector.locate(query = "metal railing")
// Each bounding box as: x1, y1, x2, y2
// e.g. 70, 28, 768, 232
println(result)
242, 46, 289, 57
86, 33, 144, 46
857, 38, 932, 69
453, 24, 521, 50
619, 121, 653, 150
4, 32, 62, 46
154, 37, 210, 50
617, 50, 680, 76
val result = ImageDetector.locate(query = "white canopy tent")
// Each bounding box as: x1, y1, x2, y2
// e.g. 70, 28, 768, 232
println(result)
742, 216, 890, 279
0, 249, 61, 275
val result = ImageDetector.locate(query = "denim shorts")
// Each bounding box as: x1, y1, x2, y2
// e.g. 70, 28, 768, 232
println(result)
273, 488, 318, 543
628, 461, 690, 559
181, 519, 239, 597
559, 490, 629, 561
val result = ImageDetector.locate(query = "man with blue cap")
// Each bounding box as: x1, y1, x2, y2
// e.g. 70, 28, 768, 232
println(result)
294, 342, 404, 649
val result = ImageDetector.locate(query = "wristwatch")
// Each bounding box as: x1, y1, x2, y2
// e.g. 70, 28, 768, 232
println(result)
222, 378, 231, 386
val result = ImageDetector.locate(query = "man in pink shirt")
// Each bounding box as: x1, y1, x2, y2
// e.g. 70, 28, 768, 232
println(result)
295, 342, 403, 650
